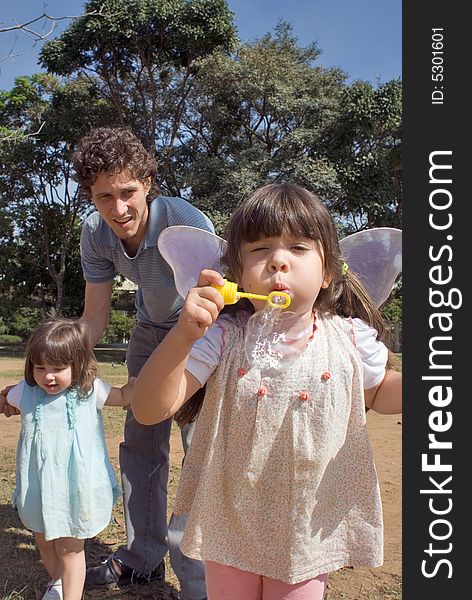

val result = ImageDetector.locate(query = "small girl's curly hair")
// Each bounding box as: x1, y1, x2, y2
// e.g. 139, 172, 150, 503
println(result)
72, 127, 158, 201
24, 319, 99, 397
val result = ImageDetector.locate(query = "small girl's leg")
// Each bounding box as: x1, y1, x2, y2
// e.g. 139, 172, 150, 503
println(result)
34, 532, 61, 581
262, 573, 328, 600
54, 537, 85, 600
204, 560, 263, 600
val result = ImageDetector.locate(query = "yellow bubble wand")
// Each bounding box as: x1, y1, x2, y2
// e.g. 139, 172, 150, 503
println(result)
212, 279, 291, 309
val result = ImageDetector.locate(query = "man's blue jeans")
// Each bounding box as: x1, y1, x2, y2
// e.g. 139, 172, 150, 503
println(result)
115, 322, 206, 600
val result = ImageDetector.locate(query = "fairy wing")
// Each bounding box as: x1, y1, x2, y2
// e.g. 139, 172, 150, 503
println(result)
339, 227, 402, 308
158, 226, 227, 298
158, 225, 402, 307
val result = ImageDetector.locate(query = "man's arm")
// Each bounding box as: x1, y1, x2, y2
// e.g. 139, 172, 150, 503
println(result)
79, 280, 114, 348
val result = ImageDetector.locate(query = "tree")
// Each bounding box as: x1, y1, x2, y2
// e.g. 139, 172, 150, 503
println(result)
175, 22, 346, 231
1, 4, 402, 320
323, 79, 402, 231
39, 0, 238, 195
102, 310, 137, 343
0, 74, 115, 315
168, 22, 402, 234
39, 5, 401, 231
382, 279, 402, 323
1, 0, 236, 317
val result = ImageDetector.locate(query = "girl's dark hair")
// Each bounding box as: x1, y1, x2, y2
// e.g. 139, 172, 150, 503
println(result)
72, 127, 158, 201
224, 182, 387, 338
24, 319, 99, 397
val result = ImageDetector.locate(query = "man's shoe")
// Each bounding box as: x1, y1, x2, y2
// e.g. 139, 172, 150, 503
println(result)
85, 555, 165, 589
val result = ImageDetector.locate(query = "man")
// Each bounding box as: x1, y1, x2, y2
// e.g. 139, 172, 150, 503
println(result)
74, 127, 209, 600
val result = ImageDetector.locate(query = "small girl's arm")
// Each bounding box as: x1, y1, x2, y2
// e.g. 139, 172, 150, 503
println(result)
365, 369, 402, 414
105, 377, 137, 408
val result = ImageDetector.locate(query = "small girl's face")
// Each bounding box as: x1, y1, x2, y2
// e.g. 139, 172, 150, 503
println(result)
240, 233, 332, 317
33, 362, 73, 395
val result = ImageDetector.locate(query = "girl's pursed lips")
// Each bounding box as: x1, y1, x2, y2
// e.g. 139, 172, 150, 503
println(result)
271, 282, 290, 292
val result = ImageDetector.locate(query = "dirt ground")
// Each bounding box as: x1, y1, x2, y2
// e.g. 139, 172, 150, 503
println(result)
0, 359, 401, 599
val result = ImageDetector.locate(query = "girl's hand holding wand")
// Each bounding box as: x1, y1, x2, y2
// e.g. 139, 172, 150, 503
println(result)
174, 269, 226, 344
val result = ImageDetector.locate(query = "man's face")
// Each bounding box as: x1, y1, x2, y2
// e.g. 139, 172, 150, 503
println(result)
90, 170, 151, 254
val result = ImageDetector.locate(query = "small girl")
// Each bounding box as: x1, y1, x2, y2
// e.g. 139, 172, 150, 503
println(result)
132, 183, 402, 600
5, 318, 134, 600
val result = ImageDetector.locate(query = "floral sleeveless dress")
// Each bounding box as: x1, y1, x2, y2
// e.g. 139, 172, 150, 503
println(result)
175, 312, 384, 583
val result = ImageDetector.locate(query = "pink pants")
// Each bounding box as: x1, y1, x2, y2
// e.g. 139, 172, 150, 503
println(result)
204, 561, 328, 600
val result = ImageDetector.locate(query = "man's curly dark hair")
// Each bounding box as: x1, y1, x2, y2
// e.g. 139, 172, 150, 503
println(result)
72, 127, 159, 202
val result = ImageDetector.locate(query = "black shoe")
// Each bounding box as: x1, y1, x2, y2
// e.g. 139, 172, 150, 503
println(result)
85, 555, 165, 589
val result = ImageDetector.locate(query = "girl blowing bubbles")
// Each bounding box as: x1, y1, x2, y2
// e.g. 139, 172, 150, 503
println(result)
133, 183, 402, 600
4, 319, 134, 600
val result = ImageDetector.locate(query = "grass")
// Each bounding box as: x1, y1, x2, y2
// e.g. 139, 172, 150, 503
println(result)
0, 356, 401, 600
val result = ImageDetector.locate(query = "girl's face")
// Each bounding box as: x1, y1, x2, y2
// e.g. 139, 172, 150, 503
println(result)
240, 233, 332, 317
33, 362, 73, 395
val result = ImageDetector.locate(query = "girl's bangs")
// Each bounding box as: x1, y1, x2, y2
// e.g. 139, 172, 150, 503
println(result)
29, 342, 72, 367
241, 197, 322, 242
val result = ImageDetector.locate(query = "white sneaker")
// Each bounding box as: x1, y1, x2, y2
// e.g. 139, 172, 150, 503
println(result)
42, 579, 63, 600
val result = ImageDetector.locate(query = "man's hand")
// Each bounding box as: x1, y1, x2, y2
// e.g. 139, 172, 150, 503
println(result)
0, 385, 20, 417
121, 377, 137, 409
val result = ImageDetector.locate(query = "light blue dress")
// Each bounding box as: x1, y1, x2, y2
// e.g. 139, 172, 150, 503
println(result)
8, 379, 121, 541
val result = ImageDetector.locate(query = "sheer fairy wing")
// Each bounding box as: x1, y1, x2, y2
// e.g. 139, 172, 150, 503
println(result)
158, 226, 227, 298
158, 224, 402, 307
339, 227, 402, 307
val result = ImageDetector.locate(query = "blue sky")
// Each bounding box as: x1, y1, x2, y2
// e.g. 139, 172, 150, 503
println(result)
0, 0, 401, 91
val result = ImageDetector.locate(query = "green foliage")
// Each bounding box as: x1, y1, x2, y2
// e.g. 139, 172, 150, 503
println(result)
171, 22, 402, 233
1, 6, 402, 315
0, 334, 23, 344
41, 0, 237, 76
324, 79, 402, 230
102, 310, 137, 343
382, 297, 402, 323
0, 75, 112, 315
382, 280, 403, 324
4, 308, 43, 340
177, 22, 346, 231
40, 0, 238, 161
38, 7, 401, 232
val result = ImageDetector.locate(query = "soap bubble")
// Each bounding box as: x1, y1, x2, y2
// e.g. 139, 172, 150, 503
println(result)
245, 307, 312, 371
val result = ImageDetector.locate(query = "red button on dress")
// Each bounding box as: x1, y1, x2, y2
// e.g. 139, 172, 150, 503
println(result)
321, 371, 331, 381
238, 368, 246, 377
299, 392, 309, 401
257, 387, 267, 397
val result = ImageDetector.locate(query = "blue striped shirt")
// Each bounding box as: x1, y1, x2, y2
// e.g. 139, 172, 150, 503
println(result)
80, 196, 214, 328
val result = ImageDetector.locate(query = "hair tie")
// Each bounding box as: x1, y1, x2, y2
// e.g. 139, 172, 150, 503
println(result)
341, 262, 349, 275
